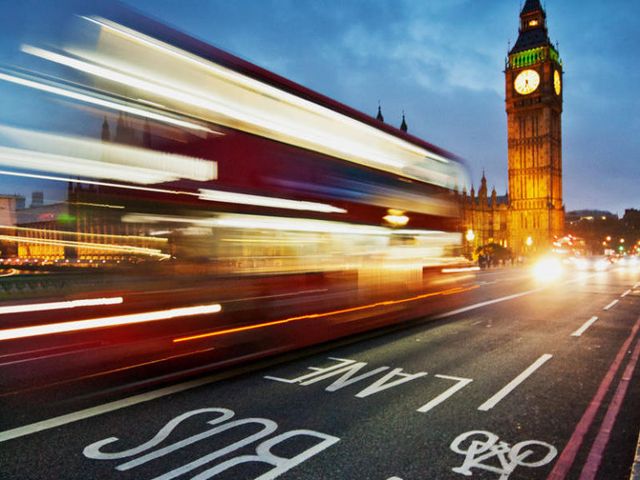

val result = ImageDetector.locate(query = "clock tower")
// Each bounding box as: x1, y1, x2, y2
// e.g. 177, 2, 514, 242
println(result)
506, 0, 563, 253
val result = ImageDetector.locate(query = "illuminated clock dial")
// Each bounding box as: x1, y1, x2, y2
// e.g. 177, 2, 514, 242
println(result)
514, 69, 540, 95
554, 70, 562, 95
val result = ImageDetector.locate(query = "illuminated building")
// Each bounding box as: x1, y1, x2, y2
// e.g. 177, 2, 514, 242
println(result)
461, 0, 564, 256
458, 174, 510, 255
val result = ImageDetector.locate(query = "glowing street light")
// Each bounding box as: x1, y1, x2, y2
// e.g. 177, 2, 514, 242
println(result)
606, 236, 612, 241
526, 236, 533, 247
620, 238, 625, 244
465, 229, 476, 242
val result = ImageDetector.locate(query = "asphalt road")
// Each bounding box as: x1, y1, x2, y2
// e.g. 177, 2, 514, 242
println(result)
1, 265, 640, 480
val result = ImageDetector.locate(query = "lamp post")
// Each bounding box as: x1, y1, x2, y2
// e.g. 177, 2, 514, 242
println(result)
525, 236, 533, 259
466, 229, 476, 242
465, 229, 475, 260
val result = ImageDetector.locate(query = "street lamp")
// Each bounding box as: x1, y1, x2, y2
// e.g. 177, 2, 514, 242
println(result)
606, 236, 612, 241
465, 229, 476, 242
526, 236, 533, 247
620, 238, 625, 244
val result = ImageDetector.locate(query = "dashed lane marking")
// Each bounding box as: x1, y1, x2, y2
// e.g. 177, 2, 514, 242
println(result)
434, 287, 544, 320
603, 299, 619, 311
478, 354, 553, 411
571, 317, 599, 337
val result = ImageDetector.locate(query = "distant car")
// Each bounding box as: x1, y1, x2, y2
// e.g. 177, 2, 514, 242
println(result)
616, 255, 639, 268
569, 256, 612, 271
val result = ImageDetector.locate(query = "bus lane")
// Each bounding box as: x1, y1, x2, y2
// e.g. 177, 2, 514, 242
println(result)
0, 271, 639, 479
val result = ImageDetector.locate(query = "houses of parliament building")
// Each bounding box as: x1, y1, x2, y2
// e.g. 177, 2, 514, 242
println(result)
460, 0, 565, 256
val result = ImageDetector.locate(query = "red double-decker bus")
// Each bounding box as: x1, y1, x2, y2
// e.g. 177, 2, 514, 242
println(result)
0, 8, 472, 391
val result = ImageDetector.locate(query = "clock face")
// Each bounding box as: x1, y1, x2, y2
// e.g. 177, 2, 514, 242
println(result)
554, 70, 562, 95
514, 69, 540, 95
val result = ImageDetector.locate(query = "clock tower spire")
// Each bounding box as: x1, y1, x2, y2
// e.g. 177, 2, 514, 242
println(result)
505, 0, 564, 254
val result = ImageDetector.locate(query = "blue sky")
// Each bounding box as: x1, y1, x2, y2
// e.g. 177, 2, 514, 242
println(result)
0, 0, 638, 214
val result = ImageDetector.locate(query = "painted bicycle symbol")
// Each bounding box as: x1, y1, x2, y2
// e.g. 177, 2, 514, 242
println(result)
450, 430, 557, 480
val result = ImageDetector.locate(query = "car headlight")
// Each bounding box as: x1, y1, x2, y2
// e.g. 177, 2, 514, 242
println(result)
594, 259, 609, 271
533, 257, 564, 281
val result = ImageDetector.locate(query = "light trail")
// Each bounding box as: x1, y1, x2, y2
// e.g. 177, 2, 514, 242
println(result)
0, 225, 167, 243
0, 235, 169, 259
0, 268, 17, 277
173, 285, 477, 343
82, 16, 441, 160
0, 297, 123, 316
198, 188, 346, 214
23, 27, 466, 187
0, 124, 216, 184
441, 266, 481, 273
0, 169, 194, 196
0, 303, 222, 341
0, 71, 213, 133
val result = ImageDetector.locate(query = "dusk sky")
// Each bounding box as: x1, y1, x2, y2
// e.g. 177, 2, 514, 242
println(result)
126, 0, 639, 215
1, 0, 639, 215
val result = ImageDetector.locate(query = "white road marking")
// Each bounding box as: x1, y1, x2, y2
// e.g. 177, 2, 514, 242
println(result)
417, 375, 473, 413
433, 287, 544, 319
621, 289, 631, 298
83, 407, 340, 480
478, 354, 553, 411
0, 279, 592, 442
603, 299, 619, 311
451, 430, 557, 478
571, 317, 599, 337
0, 370, 238, 443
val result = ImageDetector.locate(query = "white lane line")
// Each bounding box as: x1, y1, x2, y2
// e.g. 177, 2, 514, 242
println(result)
621, 289, 631, 298
571, 317, 599, 337
436, 274, 599, 321
603, 299, 619, 311
0, 369, 235, 443
478, 354, 553, 411
433, 287, 544, 319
